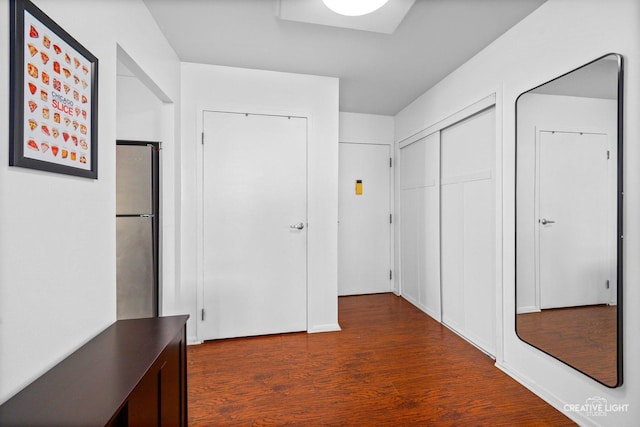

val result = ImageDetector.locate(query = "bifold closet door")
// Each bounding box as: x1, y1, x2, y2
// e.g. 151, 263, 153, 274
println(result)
440, 107, 496, 356
399, 133, 440, 320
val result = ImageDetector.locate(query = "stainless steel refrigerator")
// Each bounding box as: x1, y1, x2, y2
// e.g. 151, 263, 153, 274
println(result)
116, 142, 159, 319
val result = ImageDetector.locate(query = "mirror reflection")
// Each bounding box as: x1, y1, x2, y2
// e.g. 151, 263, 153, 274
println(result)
515, 54, 622, 387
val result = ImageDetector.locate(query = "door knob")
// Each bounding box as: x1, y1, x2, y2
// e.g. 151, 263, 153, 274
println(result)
540, 218, 556, 225
290, 222, 304, 230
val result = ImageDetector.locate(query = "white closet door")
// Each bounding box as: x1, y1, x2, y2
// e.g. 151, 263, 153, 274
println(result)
201, 112, 307, 340
338, 143, 391, 296
441, 107, 496, 356
399, 133, 440, 320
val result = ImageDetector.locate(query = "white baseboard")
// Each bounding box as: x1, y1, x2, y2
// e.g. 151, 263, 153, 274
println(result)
188, 336, 202, 345
308, 323, 342, 333
401, 294, 423, 312
441, 322, 495, 359
516, 306, 540, 314
495, 361, 600, 427
423, 306, 440, 323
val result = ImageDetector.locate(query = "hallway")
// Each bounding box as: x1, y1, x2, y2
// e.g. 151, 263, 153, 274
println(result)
188, 294, 573, 425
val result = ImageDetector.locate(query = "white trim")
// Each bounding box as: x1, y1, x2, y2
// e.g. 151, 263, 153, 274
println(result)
516, 305, 542, 314
393, 130, 401, 295
308, 323, 342, 333
516, 306, 541, 314
390, 144, 396, 296
397, 93, 497, 149
443, 322, 496, 359
401, 293, 421, 310
399, 130, 437, 151
400, 179, 437, 190
495, 361, 599, 427
434, 130, 442, 323
404, 294, 439, 323
339, 140, 392, 146
533, 128, 542, 311
493, 85, 505, 365
441, 169, 492, 186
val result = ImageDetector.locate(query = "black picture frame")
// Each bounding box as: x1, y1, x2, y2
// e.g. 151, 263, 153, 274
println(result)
10, 0, 98, 179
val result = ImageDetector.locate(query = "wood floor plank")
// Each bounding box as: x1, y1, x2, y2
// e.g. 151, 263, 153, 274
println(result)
517, 305, 617, 385
188, 293, 575, 426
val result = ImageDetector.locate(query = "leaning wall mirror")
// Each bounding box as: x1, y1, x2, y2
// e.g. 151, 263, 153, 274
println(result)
515, 53, 623, 388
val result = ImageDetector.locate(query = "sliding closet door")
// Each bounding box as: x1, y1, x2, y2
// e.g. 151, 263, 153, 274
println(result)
440, 107, 496, 356
399, 133, 440, 320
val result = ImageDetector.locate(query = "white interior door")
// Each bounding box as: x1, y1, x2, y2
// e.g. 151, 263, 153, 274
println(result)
201, 111, 307, 340
338, 143, 391, 296
537, 131, 611, 309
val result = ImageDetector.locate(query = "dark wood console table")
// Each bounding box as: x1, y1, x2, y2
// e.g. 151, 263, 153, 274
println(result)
0, 315, 189, 426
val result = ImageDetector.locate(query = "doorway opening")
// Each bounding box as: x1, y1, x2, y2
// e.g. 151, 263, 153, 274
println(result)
116, 141, 160, 319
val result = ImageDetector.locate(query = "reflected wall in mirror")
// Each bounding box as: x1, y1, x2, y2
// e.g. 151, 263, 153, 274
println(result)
515, 53, 623, 388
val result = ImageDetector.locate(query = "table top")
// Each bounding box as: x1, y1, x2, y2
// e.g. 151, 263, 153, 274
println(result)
0, 315, 189, 427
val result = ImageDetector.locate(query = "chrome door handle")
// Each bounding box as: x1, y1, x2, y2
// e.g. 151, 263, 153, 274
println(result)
540, 218, 556, 225
290, 222, 304, 230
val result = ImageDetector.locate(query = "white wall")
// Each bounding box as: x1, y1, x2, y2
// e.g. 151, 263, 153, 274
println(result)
394, 0, 639, 425
180, 63, 340, 341
0, 0, 181, 404
116, 74, 165, 141
339, 112, 394, 145
116, 69, 182, 319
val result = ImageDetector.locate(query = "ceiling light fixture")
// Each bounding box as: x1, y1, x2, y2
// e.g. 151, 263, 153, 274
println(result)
321, 0, 390, 17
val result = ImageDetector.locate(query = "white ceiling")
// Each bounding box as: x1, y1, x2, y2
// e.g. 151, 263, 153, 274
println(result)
277, 0, 416, 34
530, 55, 619, 100
142, 0, 547, 115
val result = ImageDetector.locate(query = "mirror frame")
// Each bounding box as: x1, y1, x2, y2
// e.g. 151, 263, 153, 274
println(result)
514, 53, 624, 388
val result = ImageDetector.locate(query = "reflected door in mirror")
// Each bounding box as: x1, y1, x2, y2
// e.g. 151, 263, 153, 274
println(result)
538, 131, 612, 309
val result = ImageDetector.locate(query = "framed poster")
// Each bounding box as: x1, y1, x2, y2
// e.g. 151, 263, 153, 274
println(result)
10, 0, 98, 178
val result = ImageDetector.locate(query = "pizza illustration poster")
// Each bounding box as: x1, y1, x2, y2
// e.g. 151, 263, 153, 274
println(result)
10, 0, 98, 178
22, 11, 92, 169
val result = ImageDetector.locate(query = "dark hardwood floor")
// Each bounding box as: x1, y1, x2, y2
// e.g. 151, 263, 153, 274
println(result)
517, 305, 617, 386
188, 293, 574, 426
